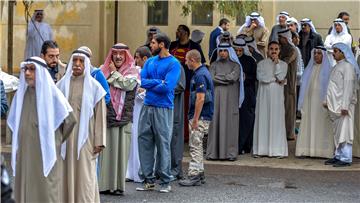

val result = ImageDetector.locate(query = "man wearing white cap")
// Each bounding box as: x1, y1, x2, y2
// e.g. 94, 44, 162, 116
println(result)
237, 12, 269, 57
7, 56, 76, 202
57, 48, 107, 202
269, 11, 289, 42
298, 18, 323, 67
325, 19, 352, 50
324, 42, 359, 167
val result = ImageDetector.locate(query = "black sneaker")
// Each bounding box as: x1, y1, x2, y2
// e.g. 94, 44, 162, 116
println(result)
178, 175, 201, 187
199, 172, 206, 184
136, 182, 155, 191
333, 160, 351, 167
324, 158, 338, 165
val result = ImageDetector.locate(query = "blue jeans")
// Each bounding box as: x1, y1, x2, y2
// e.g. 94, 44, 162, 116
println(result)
138, 105, 173, 185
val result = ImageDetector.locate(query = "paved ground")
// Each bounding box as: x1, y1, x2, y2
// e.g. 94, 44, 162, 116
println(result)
100, 163, 360, 202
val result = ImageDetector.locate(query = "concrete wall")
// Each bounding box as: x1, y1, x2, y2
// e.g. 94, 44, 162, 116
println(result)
1, 1, 359, 74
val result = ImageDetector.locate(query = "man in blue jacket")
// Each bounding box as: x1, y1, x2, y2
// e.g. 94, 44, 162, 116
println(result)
208, 18, 230, 59
136, 33, 181, 193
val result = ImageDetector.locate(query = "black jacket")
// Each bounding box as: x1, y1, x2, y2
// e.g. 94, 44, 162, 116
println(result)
298, 30, 323, 67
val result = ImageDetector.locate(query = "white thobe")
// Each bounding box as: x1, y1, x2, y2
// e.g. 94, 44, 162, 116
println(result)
324, 33, 352, 67
253, 58, 288, 157
24, 21, 53, 59
296, 64, 333, 158
327, 60, 357, 162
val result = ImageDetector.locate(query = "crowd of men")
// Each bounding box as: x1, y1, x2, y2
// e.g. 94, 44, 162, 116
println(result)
1, 8, 360, 202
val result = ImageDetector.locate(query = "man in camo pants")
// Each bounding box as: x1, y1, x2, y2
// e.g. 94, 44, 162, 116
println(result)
179, 50, 214, 186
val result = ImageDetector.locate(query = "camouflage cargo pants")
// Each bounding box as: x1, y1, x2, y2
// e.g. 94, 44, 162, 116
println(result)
188, 119, 210, 176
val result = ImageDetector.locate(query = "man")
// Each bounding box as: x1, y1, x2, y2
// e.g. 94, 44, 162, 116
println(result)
237, 12, 269, 57
191, 29, 205, 44
98, 43, 139, 196
136, 33, 181, 193
0, 80, 8, 118
278, 29, 298, 140
206, 42, 244, 161
169, 24, 206, 145
244, 36, 264, 63
325, 19, 352, 50
7, 56, 76, 202
77, 46, 111, 105
40, 40, 66, 83
298, 18, 323, 67
24, 9, 53, 59
57, 49, 107, 202
233, 38, 257, 154
296, 47, 334, 158
324, 42, 359, 167
292, 31, 304, 121
354, 38, 360, 158
208, 18, 230, 58
269, 11, 289, 42
253, 41, 288, 158
209, 31, 233, 64
287, 17, 301, 33
144, 27, 160, 49
126, 46, 152, 183
328, 12, 351, 34
179, 50, 214, 186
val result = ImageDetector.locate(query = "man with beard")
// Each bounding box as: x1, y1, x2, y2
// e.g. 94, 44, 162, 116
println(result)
136, 33, 181, 193
7, 57, 76, 202
98, 43, 139, 196
237, 12, 269, 57
233, 38, 257, 154
269, 11, 289, 42
126, 46, 152, 183
324, 43, 359, 167
253, 41, 288, 158
206, 42, 244, 161
57, 49, 107, 202
24, 9, 53, 59
169, 25, 205, 175
278, 29, 298, 140
209, 18, 230, 59
298, 18, 323, 67
40, 40, 66, 83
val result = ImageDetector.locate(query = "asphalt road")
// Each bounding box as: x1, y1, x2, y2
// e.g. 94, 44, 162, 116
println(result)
100, 163, 360, 202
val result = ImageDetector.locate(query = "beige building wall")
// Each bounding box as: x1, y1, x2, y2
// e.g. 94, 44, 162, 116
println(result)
0, 1, 113, 73
0, 1, 359, 74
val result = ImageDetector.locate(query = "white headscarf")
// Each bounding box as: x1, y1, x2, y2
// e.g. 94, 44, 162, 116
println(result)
244, 36, 264, 58
298, 47, 332, 110
330, 18, 349, 36
233, 38, 252, 57
332, 42, 360, 80
57, 50, 106, 160
278, 28, 295, 47
276, 11, 289, 25
286, 17, 301, 33
217, 43, 245, 107
300, 18, 317, 33
8, 57, 73, 177
237, 12, 266, 34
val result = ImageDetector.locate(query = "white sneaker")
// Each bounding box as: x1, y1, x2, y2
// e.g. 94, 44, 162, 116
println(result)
159, 185, 171, 193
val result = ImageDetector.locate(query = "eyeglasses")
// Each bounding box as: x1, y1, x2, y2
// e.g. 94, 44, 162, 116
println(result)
21, 66, 36, 72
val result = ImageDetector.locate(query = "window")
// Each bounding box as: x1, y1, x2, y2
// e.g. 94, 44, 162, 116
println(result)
191, 2, 213, 26
147, 1, 168, 25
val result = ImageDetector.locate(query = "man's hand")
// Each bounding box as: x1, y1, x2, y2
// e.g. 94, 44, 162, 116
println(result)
137, 87, 145, 93
276, 78, 287, 85
191, 119, 199, 130
341, 109, 349, 116
249, 23, 257, 30
109, 61, 117, 72
93, 146, 104, 154
322, 103, 328, 109
271, 55, 279, 64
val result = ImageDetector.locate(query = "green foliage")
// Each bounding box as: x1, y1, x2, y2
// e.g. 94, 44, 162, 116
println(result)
177, 0, 259, 19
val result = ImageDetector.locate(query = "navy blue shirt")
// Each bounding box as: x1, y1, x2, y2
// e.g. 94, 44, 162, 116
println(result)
141, 55, 181, 109
188, 65, 214, 121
